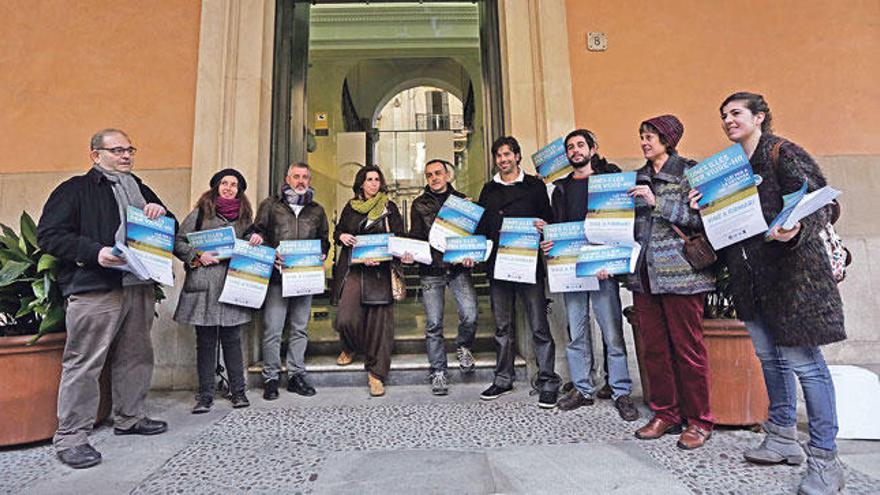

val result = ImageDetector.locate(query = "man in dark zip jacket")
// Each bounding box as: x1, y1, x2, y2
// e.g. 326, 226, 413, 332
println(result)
474, 136, 561, 408
406, 159, 479, 396
37, 129, 174, 469
543, 129, 638, 421
247, 162, 330, 400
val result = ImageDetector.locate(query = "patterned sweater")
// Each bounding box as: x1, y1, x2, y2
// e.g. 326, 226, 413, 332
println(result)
626, 153, 715, 295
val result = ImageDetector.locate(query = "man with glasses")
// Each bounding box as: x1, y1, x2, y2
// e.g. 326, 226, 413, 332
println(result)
246, 162, 329, 400
403, 159, 479, 395
37, 129, 174, 469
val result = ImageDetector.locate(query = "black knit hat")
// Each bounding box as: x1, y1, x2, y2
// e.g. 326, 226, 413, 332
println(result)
210, 168, 247, 193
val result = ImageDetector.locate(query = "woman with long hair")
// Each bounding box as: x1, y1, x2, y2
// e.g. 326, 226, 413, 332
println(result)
332, 165, 404, 396
173, 168, 256, 413
627, 115, 716, 450
693, 92, 847, 494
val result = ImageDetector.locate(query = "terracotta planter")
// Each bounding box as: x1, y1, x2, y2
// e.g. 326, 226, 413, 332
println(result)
627, 307, 769, 426
0, 332, 112, 447
0, 332, 66, 446
702, 319, 769, 426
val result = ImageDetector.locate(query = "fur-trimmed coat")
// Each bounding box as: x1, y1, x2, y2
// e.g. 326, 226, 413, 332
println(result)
721, 133, 846, 347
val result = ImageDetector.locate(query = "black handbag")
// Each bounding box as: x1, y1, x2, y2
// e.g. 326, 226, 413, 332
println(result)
669, 224, 717, 270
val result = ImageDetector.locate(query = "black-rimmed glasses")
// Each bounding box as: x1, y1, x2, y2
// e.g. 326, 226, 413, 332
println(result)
93, 147, 138, 156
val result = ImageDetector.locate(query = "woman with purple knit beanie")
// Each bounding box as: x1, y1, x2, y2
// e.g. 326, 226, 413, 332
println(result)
626, 115, 716, 450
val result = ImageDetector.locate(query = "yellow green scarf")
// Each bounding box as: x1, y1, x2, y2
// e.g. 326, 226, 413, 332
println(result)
350, 192, 388, 221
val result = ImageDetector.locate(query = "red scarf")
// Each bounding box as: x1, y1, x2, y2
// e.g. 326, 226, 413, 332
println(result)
215, 197, 240, 220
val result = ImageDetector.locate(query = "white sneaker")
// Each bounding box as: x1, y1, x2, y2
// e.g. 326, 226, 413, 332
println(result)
431, 372, 449, 396
456, 347, 475, 373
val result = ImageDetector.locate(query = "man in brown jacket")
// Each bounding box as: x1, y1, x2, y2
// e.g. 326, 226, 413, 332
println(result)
247, 162, 329, 400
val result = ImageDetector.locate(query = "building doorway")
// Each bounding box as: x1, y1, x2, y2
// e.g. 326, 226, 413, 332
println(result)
259, 0, 503, 370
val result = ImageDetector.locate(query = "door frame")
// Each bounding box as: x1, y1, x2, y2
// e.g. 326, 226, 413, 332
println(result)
268, 0, 506, 189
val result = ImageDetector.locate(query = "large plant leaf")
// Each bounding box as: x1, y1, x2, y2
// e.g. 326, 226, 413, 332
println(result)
19, 212, 39, 253
0, 260, 31, 287
37, 253, 59, 273
29, 305, 65, 344
15, 296, 36, 318
0, 223, 18, 243
31, 278, 46, 300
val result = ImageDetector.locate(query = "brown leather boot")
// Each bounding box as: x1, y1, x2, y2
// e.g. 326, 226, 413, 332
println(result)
677, 424, 712, 450
336, 350, 354, 366
635, 417, 682, 440
368, 373, 385, 397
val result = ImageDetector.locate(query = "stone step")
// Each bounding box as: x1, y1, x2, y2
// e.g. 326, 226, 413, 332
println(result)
246, 351, 524, 387
305, 334, 497, 355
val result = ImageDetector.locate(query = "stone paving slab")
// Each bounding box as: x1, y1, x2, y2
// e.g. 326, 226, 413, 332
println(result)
2, 386, 879, 494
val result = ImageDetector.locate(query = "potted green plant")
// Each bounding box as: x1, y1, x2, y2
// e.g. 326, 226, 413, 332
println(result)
0, 212, 70, 446
625, 265, 769, 426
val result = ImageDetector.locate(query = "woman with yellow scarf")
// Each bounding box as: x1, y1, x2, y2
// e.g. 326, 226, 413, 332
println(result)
332, 165, 404, 396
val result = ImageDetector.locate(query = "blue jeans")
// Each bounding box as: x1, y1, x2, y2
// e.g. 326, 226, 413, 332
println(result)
261, 282, 313, 381
421, 271, 478, 374
745, 316, 838, 451
563, 278, 632, 399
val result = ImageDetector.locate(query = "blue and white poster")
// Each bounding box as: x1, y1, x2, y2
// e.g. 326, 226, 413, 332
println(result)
125, 205, 175, 286
218, 240, 275, 308
428, 195, 485, 252
575, 244, 641, 277
585, 172, 636, 246
443, 235, 491, 264
685, 144, 768, 249
186, 226, 236, 260
278, 240, 324, 297
494, 217, 540, 284
532, 137, 569, 184
351, 233, 392, 264
544, 222, 599, 293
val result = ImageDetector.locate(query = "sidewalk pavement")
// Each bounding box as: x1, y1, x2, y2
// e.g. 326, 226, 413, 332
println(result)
2, 384, 878, 494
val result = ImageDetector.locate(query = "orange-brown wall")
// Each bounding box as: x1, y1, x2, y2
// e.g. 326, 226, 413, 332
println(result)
565, 0, 880, 159
0, 0, 201, 173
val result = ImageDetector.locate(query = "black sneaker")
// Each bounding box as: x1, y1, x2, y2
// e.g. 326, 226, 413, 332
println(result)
287, 374, 317, 397
480, 384, 513, 400
57, 444, 102, 469
263, 379, 279, 400
191, 394, 213, 414
537, 390, 559, 409
596, 383, 613, 400
230, 393, 250, 408
557, 388, 594, 411
614, 395, 640, 422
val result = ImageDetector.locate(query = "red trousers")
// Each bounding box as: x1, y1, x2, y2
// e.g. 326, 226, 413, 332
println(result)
634, 292, 714, 430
